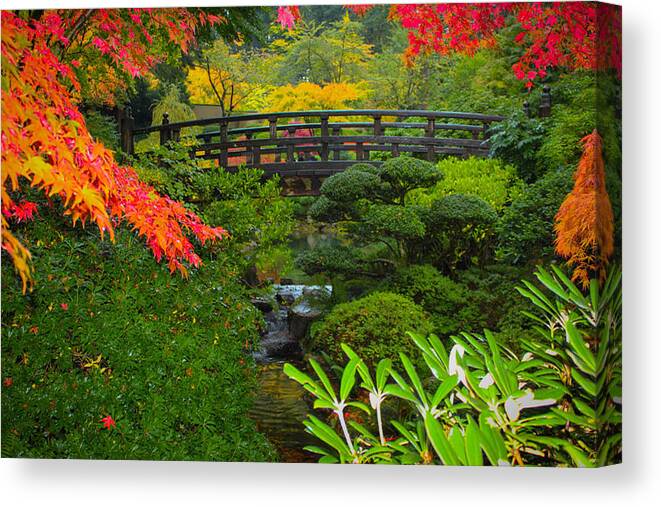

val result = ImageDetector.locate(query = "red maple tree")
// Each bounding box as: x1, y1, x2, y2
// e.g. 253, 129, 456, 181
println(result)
1, 9, 230, 292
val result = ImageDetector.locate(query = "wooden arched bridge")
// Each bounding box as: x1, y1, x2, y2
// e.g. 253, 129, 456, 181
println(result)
123, 109, 504, 195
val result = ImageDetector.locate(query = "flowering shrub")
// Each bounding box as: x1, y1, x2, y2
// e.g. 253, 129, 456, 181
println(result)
285, 266, 621, 466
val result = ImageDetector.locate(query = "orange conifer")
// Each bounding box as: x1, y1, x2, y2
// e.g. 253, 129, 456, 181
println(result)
554, 130, 614, 289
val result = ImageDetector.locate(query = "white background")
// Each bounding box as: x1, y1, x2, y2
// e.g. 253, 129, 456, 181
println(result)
2, 1, 659, 506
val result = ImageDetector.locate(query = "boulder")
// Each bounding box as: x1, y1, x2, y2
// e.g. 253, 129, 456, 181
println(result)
251, 296, 274, 313
288, 300, 322, 341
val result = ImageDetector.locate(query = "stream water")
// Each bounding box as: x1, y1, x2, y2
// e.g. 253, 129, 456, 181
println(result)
248, 284, 332, 463
247, 226, 342, 462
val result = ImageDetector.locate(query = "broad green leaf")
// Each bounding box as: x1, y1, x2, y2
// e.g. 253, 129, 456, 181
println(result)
573, 398, 597, 419
427, 333, 449, 367
340, 358, 359, 401
375, 358, 392, 391
565, 321, 596, 372
562, 442, 595, 468
319, 455, 339, 464
448, 427, 468, 464
348, 420, 377, 441
550, 407, 590, 427
309, 358, 337, 402
425, 412, 460, 465
550, 265, 587, 304
571, 368, 597, 397
313, 398, 335, 410
431, 374, 458, 407
383, 384, 417, 403
304, 415, 350, 459
465, 416, 483, 466
399, 353, 428, 406
346, 401, 370, 413
283, 362, 314, 386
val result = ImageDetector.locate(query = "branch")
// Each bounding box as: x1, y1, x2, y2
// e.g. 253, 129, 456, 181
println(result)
60, 9, 95, 57
204, 58, 225, 115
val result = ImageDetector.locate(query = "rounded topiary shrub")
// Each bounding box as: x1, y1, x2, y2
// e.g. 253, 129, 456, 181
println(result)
310, 292, 433, 367
384, 264, 478, 336
424, 194, 498, 271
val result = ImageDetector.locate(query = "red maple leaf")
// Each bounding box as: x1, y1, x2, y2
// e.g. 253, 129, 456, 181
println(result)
100, 415, 116, 430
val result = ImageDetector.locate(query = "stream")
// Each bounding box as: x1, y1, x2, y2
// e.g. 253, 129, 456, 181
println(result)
248, 284, 333, 463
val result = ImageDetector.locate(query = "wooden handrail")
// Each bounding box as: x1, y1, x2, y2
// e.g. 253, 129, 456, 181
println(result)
194, 121, 486, 140
130, 109, 505, 135
126, 109, 504, 179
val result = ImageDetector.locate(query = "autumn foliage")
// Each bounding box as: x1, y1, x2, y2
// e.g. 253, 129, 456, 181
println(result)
277, 6, 302, 31
304, 2, 622, 88
1, 10, 229, 292
266, 82, 368, 112
554, 130, 614, 288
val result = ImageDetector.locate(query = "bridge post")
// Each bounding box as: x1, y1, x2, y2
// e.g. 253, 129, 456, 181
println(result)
286, 126, 295, 163
373, 115, 382, 136
320, 114, 329, 161
120, 106, 134, 155
253, 143, 261, 166
426, 117, 436, 161
245, 132, 254, 165
268, 116, 281, 162
332, 126, 341, 160
482, 122, 491, 140
160, 113, 171, 145
268, 116, 278, 139
356, 142, 365, 161
218, 118, 228, 168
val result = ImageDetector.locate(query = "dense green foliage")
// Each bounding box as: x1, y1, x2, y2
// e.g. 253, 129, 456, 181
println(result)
382, 265, 472, 337
379, 264, 534, 351
1, 138, 297, 460
302, 157, 441, 275
132, 141, 294, 275
497, 167, 574, 264
83, 110, 121, 153
456, 265, 535, 351
1, 213, 275, 461
309, 292, 433, 368
489, 112, 547, 182
434, 48, 523, 115
286, 267, 622, 466
302, 156, 518, 288
419, 194, 498, 271
408, 157, 524, 211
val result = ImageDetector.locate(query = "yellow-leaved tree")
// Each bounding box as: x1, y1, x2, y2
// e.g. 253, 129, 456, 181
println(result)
266, 82, 368, 112
186, 39, 273, 115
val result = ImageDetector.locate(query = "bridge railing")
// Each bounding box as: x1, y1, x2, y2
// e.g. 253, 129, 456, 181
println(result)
127, 109, 504, 175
